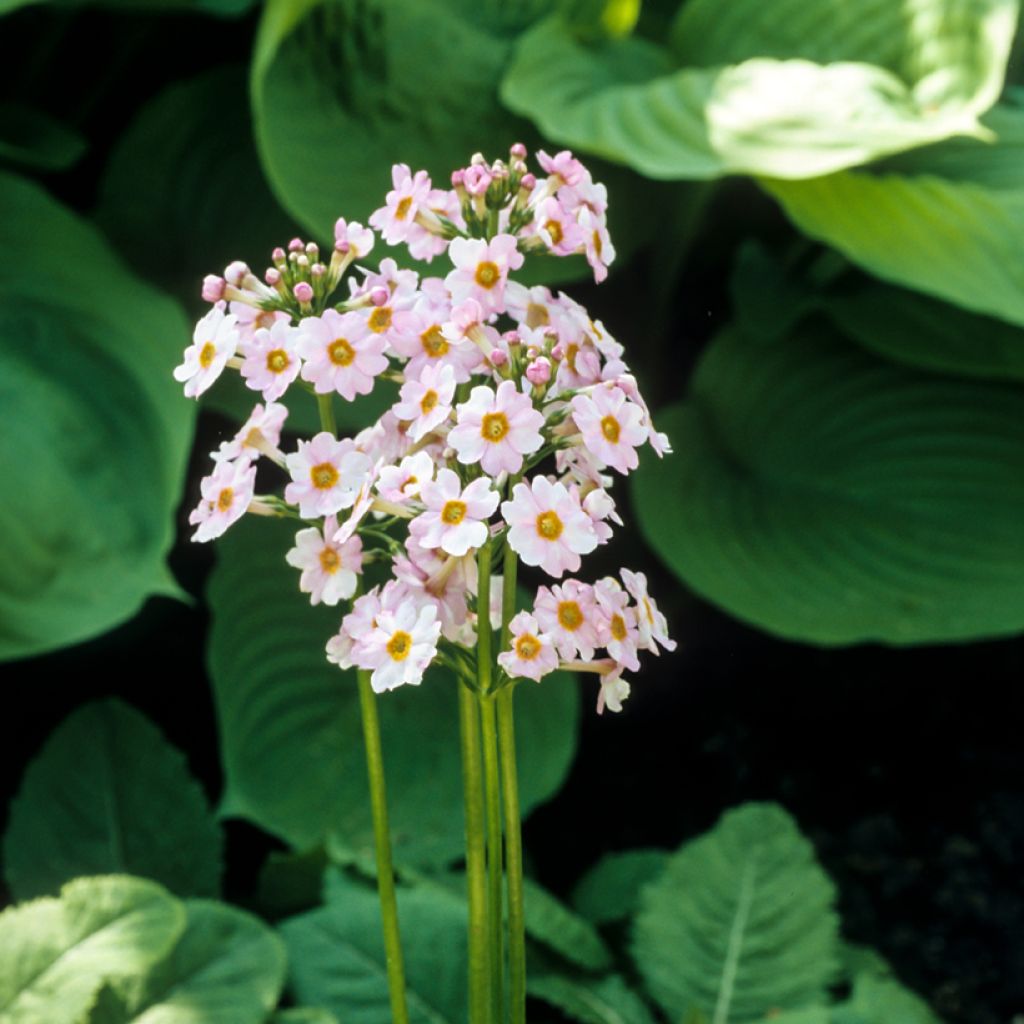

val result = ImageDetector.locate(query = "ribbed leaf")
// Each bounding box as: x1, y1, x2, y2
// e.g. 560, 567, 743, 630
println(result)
207, 518, 578, 865
632, 316, 1024, 645
632, 803, 839, 1023
764, 101, 1024, 328
0, 876, 186, 1024
3, 700, 222, 901
570, 848, 668, 925
0, 173, 193, 659
501, 3, 1016, 182
527, 973, 657, 1024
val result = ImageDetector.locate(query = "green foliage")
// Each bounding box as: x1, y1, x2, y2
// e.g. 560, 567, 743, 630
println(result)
0, 875, 186, 1024
207, 517, 579, 865
632, 803, 840, 1023
527, 973, 658, 1024
0, 102, 85, 170
0, 173, 193, 660
3, 699, 222, 901
570, 848, 668, 924
521, 877, 612, 971
270, 1010, 340, 1024
832, 974, 945, 1024
0, 0, 254, 13
632, 312, 1024, 644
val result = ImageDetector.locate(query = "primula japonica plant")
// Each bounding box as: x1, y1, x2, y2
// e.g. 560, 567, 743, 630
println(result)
174, 145, 673, 1024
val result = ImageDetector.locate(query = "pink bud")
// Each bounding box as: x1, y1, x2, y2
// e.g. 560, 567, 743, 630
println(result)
502, 330, 521, 346
288, 238, 304, 252
369, 286, 389, 307
334, 239, 351, 254
224, 261, 249, 287
201, 274, 225, 302
520, 173, 537, 192
489, 349, 508, 367
311, 262, 326, 278
463, 164, 493, 197
450, 169, 465, 188
305, 242, 319, 258
526, 357, 551, 385
551, 344, 565, 360
271, 247, 286, 263
293, 282, 314, 303
264, 268, 281, 286
510, 142, 527, 160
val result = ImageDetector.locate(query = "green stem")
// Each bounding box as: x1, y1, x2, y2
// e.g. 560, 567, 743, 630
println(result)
459, 683, 490, 1023
480, 692, 504, 1021
317, 392, 337, 435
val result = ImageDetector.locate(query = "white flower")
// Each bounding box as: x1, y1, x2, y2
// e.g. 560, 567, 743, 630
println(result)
285, 516, 363, 606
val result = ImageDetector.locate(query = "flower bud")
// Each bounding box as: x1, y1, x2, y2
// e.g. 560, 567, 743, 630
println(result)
526, 356, 551, 385
510, 142, 527, 160
202, 274, 225, 302
293, 281, 314, 303
288, 237, 304, 252
224, 261, 249, 287
370, 286, 389, 307
264, 268, 281, 286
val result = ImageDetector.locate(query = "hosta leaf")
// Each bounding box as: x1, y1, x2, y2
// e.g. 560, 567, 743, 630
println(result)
632, 803, 839, 1023
570, 848, 668, 924
280, 873, 466, 1024
3, 700, 222, 900
762, 101, 1024, 328
527, 973, 657, 1024
87, 900, 287, 1024
0, 173, 193, 660
207, 518, 578, 865
632, 316, 1024, 645
0, 102, 85, 171
0, 875, 186, 1024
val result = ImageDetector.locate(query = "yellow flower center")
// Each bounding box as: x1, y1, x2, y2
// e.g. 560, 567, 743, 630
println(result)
610, 613, 627, 642
514, 634, 541, 660
199, 342, 216, 369
557, 601, 583, 630
600, 415, 621, 443
474, 261, 500, 288
525, 303, 550, 328
441, 499, 467, 525
216, 487, 234, 512
319, 548, 341, 574
536, 510, 563, 541
593, 230, 603, 258
421, 325, 449, 357
387, 630, 413, 661
565, 343, 579, 372
368, 307, 392, 333
256, 311, 277, 330
481, 412, 509, 443
329, 338, 355, 366
643, 597, 655, 624
266, 348, 290, 373
395, 196, 413, 220
420, 389, 439, 415
311, 462, 339, 490
544, 219, 563, 246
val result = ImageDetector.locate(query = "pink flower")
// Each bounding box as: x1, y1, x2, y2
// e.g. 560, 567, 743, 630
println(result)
571, 386, 647, 474
597, 663, 630, 714
392, 363, 456, 441
333, 218, 375, 259
621, 569, 676, 654
579, 207, 615, 283
229, 304, 289, 356
213, 402, 288, 466
594, 577, 640, 671
370, 164, 432, 245
537, 149, 586, 187
445, 234, 523, 315
297, 310, 388, 401
532, 196, 585, 257
410, 469, 499, 557
285, 433, 372, 518
582, 486, 621, 544
391, 292, 482, 383
502, 476, 599, 578
240, 319, 302, 401
330, 588, 383, 669
285, 516, 363, 606
355, 599, 442, 692
498, 611, 558, 682
392, 538, 471, 643
377, 451, 435, 504
188, 459, 256, 542
449, 380, 544, 476
174, 305, 239, 398
408, 188, 462, 262
535, 579, 600, 661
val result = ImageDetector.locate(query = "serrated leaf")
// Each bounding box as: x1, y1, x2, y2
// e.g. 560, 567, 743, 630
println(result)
3, 700, 222, 901
0, 102, 85, 171
0, 875, 186, 1024
632, 316, 1024, 645
570, 848, 668, 924
0, 173, 194, 660
527, 973, 657, 1024
280, 873, 466, 1024
632, 803, 840, 1023
207, 517, 579, 865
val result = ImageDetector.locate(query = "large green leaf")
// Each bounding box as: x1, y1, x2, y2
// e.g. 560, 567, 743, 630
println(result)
632, 316, 1024, 645
280, 873, 466, 1024
527, 974, 658, 1024
0, 102, 85, 171
0, 875, 186, 1024
3, 700, 222, 901
632, 803, 839, 1024
501, 3, 1016, 182
570, 848, 668, 925
521, 877, 612, 971
207, 518, 579, 865
0, 173, 193, 660
832, 974, 944, 1024
87, 900, 287, 1024
762, 101, 1024, 328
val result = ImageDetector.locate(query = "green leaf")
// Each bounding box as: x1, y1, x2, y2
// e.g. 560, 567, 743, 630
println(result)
570, 848, 668, 924
3, 700, 222, 901
527, 973, 657, 1024
632, 803, 839, 1023
1, 0, 255, 14
633, 316, 1024, 645
280, 872, 467, 1024
207, 518, 579, 865
832, 973, 945, 1024
88, 900, 287, 1024
270, 1010, 340, 1024
521, 877, 612, 971
762, 101, 1024, 329
501, 5, 1016, 182
0, 875, 186, 1024
0, 103, 85, 171
0, 173, 194, 660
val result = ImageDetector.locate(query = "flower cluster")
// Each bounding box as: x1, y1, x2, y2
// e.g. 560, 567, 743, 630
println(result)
175, 146, 673, 711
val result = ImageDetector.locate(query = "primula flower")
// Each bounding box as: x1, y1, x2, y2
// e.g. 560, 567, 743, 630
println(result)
370, 165, 432, 245
537, 149, 586, 187
286, 515, 363, 606
571, 386, 647, 474
597, 663, 630, 714
297, 309, 388, 400
449, 380, 544, 476
621, 569, 676, 654
446, 234, 524, 315
241, 319, 302, 401
535, 579, 600, 661
579, 207, 616, 283
377, 451, 435, 504
498, 611, 558, 682
357, 600, 442, 692
392, 363, 457, 441
392, 538, 471, 643
594, 577, 641, 672
285, 432, 372, 518
213, 402, 288, 466
532, 196, 585, 257
174, 305, 239, 398
188, 459, 256, 542
410, 469, 499, 557
502, 476, 598, 578
329, 588, 383, 669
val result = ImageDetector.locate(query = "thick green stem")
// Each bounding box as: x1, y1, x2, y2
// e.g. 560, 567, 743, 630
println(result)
356, 668, 410, 1024
480, 693, 504, 1020
459, 683, 490, 1023
317, 392, 337, 435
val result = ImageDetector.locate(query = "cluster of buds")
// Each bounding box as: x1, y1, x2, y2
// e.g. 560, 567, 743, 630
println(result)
174, 145, 672, 712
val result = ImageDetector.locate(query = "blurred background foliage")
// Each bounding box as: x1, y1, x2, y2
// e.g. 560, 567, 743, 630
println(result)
2, 1, 1024, 1022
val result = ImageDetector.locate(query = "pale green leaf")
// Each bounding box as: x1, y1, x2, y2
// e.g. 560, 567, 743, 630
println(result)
207, 518, 579, 865
832, 973, 945, 1024
3, 700, 222, 901
0, 876, 186, 1024
0, 173, 194, 660
632, 803, 840, 1023
527, 973, 657, 1024
270, 1010, 340, 1024
570, 848, 668, 924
